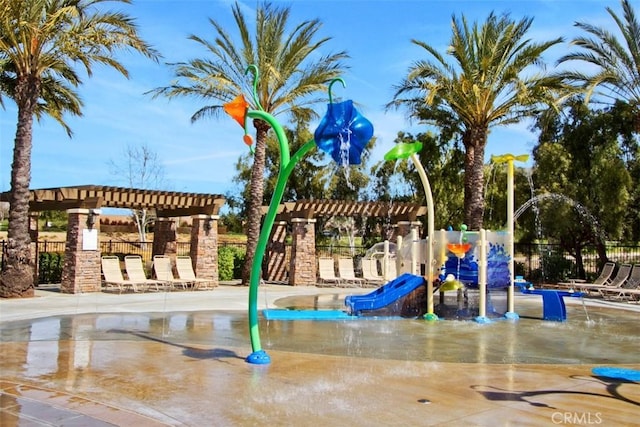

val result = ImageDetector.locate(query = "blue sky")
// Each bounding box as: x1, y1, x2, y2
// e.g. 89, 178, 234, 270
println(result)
0, 0, 627, 198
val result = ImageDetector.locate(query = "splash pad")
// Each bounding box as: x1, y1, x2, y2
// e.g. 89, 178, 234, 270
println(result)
226, 66, 544, 364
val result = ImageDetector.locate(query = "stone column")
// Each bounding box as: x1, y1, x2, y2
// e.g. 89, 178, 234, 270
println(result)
29, 212, 39, 285
60, 208, 101, 294
265, 221, 288, 283
289, 218, 316, 286
152, 218, 177, 259
189, 214, 219, 284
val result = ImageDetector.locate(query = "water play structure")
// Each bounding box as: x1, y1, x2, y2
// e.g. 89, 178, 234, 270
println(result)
226, 65, 541, 364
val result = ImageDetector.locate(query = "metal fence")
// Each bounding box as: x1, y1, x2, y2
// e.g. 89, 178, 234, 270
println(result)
318, 242, 640, 284
3, 240, 640, 285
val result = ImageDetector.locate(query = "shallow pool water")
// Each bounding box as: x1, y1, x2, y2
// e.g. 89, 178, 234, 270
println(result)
2, 296, 637, 365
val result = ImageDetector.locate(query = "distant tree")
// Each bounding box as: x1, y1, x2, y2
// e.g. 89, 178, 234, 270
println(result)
108, 143, 167, 243
556, 0, 640, 244
558, 0, 640, 130
389, 11, 567, 230
370, 131, 465, 233
532, 100, 633, 278
0, 202, 9, 223
232, 123, 327, 215
150, 2, 348, 285
0, 0, 158, 298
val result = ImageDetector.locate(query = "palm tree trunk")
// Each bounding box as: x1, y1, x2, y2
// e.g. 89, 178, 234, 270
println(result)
0, 76, 39, 298
241, 120, 270, 285
463, 127, 488, 230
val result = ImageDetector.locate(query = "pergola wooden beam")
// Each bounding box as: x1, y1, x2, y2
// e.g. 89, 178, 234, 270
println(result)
264, 199, 427, 222
0, 185, 226, 215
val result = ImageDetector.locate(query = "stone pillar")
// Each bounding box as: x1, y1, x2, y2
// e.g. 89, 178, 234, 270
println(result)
265, 221, 288, 283
189, 214, 219, 284
152, 218, 177, 259
60, 209, 101, 294
28, 212, 39, 285
289, 218, 316, 286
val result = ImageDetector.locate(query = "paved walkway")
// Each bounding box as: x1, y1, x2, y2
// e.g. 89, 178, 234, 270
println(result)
0, 283, 365, 322
1, 285, 639, 426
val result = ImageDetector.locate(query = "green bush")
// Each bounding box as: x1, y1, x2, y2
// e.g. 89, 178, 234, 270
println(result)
38, 252, 64, 284
218, 245, 245, 281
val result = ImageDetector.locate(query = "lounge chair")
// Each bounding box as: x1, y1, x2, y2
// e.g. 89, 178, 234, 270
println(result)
101, 256, 146, 293
600, 264, 640, 300
175, 256, 217, 290
574, 263, 632, 295
153, 255, 191, 290
124, 255, 167, 291
317, 257, 342, 287
338, 258, 366, 286
361, 258, 384, 286
554, 261, 615, 290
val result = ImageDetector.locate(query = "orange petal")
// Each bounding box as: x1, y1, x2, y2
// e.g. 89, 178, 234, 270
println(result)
223, 94, 249, 127
243, 134, 253, 146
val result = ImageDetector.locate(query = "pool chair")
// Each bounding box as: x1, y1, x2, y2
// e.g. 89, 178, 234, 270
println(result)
554, 261, 615, 290
338, 258, 366, 287
317, 257, 342, 287
101, 256, 146, 293
124, 255, 167, 292
361, 258, 384, 286
175, 256, 217, 290
153, 255, 191, 290
574, 263, 632, 296
600, 264, 640, 300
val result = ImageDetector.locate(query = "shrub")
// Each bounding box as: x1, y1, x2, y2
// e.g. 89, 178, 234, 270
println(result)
218, 245, 246, 280
38, 252, 64, 284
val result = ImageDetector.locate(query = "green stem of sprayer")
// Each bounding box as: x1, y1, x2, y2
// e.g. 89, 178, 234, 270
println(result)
246, 108, 316, 363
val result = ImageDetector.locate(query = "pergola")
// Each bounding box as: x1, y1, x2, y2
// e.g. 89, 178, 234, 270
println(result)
1, 185, 225, 293
270, 199, 427, 222
10, 185, 225, 215
264, 199, 427, 285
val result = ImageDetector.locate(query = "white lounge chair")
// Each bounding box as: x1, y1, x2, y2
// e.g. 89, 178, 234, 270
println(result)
124, 255, 167, 291
153, 255, 190, 290
175, 256, 217, 290
338, 258, 365, 287
317, 257, 342, 287
101, 256, 145, 293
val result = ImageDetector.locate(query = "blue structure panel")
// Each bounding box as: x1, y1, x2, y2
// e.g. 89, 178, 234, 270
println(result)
521, 288, 583, 321
263, 309, 352, 320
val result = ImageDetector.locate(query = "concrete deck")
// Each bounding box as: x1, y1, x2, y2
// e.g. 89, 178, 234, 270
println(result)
1, 285, 639, 426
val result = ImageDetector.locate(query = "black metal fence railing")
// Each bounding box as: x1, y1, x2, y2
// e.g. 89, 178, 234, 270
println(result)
3, 240, 640, 285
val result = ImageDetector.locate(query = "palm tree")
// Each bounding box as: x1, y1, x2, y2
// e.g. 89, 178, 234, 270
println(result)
389, 12, 566, 230
150, 2, 348, 285
557, 0, 640, 129
0, 0, 158, 298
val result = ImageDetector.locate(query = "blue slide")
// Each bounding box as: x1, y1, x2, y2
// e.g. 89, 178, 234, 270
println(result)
344, 273, 425, 316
